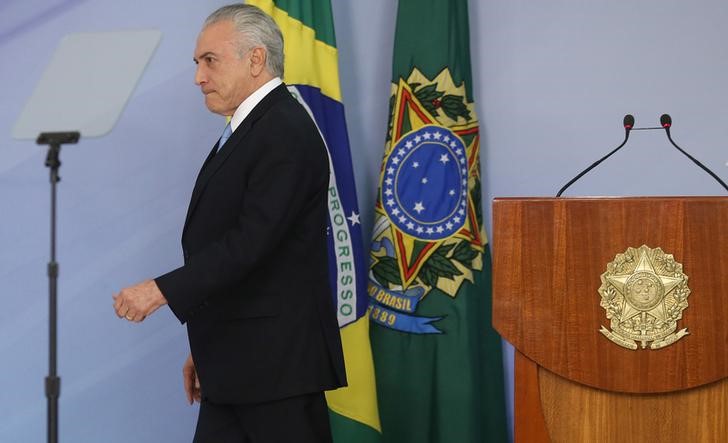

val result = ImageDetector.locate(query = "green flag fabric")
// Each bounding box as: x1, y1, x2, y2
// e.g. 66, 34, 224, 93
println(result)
367, 0, 508, 442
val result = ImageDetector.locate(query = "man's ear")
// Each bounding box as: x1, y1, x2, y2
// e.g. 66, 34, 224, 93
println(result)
249, 47, 267, 76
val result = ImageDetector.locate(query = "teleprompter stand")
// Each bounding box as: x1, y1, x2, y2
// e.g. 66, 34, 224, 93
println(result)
36, 131, 80, 443
14, 30, 161, 443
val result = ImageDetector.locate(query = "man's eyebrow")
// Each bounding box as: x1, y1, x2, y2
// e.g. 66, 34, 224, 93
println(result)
193, 51, 216, 63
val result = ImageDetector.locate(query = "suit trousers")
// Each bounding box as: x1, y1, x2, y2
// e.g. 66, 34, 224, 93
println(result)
192, 391, 332, 443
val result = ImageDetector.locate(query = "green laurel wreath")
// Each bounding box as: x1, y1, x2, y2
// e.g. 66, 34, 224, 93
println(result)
410, 82, 472, 123
385, 78, 472, 142
372, 240, 480, 289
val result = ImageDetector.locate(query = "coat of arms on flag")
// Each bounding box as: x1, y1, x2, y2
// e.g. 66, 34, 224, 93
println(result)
369, 68, 484, 335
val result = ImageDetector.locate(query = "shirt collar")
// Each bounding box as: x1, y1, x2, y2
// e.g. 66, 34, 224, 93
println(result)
229, 77, 283, 132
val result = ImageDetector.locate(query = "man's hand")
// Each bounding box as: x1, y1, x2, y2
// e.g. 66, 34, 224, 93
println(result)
183, 354, 201, 404
113, 279, 167, 323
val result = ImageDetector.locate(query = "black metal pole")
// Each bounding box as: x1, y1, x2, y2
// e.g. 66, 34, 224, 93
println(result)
37, 131, 79, 443
46, 143, 61, 443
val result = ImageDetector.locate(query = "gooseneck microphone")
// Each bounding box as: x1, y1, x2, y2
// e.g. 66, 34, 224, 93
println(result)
660, 114, 728, 192
556, 114, 634, 197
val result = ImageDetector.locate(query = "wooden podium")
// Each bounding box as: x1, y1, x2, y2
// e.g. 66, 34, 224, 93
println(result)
492, 197, 728, 442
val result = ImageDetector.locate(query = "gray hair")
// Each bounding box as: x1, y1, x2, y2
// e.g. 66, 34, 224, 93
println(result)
204, 4, 284, 77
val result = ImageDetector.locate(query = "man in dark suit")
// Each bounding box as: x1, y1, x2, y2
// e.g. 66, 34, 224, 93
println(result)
113, 4, 346, 442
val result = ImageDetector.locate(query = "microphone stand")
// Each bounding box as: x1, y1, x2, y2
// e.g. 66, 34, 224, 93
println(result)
662, 127, 728, 193
556, 128, 632, 197
36, 131, 80, 443
556, 114, 728, 197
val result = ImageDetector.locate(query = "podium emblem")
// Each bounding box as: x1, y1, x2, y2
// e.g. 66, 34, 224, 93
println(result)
598, 245, 690, 350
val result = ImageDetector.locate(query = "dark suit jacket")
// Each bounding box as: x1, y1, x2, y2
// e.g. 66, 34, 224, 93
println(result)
156, 84, 346, 405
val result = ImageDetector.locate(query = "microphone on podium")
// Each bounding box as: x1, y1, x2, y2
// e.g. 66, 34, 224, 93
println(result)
659, 114, 728, 193
556, 115, 635, 197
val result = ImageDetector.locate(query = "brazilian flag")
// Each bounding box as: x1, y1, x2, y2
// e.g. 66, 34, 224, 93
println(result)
247, 1, 382, 442
367, 0, 508, 442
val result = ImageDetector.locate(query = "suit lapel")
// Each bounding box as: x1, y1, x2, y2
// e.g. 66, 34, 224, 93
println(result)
182, 84, 290, 234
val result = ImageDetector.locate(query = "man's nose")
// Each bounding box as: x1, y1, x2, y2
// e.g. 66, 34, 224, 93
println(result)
194, 65, 205, 85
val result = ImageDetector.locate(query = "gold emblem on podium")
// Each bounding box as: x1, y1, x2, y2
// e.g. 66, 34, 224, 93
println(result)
598, 245, 690, 350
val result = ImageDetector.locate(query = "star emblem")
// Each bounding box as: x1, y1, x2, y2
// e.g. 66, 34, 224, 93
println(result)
347, 211, 360, 226
606, 249, 682, 323
599, 245, 691, 350
372, 78, 485, 289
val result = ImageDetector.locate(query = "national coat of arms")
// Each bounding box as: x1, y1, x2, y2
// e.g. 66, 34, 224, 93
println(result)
598, 245, 691, 350
368, 68, 484, 334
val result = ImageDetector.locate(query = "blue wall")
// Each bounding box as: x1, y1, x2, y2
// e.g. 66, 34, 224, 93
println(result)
2, 1, 727, 441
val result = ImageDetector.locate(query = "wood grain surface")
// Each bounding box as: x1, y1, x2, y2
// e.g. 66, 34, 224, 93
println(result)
539, 364, 728, 442
493, 197, 728, 393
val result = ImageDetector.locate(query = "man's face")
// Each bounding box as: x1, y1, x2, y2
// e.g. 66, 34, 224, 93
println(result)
193, 20, 252, 116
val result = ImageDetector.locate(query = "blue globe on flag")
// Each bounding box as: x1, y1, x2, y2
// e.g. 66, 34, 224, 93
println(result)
381, 124, 469, 241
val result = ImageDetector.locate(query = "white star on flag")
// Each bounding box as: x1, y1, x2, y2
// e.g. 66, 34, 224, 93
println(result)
412, 161, 420, 168
439, 154, 450, 164
413, 202, 425, 213
347, 211, 360, 226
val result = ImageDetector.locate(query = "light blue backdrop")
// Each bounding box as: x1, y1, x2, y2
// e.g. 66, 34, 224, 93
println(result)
2, 1, 727, 442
